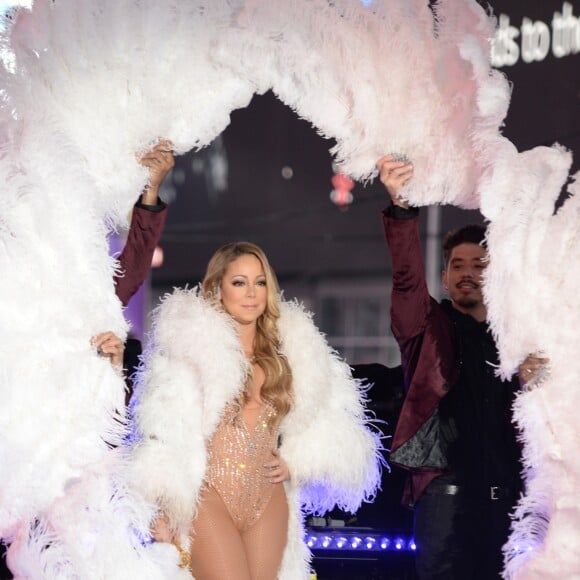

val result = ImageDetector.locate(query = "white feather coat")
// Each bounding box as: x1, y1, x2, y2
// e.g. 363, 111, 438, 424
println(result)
130, 288, 383, 579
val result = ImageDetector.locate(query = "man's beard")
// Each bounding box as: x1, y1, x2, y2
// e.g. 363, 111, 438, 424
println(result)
454, 294, 480, 310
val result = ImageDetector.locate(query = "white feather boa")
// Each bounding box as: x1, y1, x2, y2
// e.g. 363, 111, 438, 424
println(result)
130, 288, 384, 579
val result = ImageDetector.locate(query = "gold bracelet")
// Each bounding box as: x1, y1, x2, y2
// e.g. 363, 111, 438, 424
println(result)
173, 542, 191, 570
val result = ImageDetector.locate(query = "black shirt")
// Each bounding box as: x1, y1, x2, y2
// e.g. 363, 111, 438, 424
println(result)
438, 300, 522, 490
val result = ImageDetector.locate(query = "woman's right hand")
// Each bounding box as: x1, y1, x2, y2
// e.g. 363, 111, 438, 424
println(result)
152, 512, 173, 543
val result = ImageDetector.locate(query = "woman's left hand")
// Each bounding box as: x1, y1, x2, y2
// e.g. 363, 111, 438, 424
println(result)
91, 331, 124, 368
264, 448, 290, 483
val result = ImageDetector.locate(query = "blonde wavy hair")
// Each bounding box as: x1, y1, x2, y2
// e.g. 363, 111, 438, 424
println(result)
201, 242, 293, 419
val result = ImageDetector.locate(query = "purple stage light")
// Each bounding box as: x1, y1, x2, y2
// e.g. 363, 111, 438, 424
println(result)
380, 537, 391, 550
305, 530, 415, 552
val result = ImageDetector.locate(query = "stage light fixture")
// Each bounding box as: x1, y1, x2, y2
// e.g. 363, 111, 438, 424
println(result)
305, 529, 416, 553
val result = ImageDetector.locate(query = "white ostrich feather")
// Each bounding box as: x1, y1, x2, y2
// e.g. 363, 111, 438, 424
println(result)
0, 0, 537, 212
489, 170, 580, 579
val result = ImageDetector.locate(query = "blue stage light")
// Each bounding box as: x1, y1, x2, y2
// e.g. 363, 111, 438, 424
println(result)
305, 529, 416, 553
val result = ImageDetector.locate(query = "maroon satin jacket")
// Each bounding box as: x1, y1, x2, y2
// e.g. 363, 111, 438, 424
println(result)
383, 209, 459, 506
114, 201, 167, 306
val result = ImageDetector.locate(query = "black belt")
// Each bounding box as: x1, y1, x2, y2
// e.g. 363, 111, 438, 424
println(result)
427, 483, 517, 501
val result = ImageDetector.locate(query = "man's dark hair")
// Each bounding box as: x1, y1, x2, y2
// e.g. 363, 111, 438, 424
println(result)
442, 224, 487, 267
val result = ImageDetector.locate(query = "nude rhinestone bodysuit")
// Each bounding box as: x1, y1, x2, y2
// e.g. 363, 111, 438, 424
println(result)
204, 402, 280, 532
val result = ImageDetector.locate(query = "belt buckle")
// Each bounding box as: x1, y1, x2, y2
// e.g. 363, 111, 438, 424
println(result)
490, 486, 499, 500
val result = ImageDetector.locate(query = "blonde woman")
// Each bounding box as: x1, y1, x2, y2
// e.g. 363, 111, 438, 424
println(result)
130, 242, 383, 580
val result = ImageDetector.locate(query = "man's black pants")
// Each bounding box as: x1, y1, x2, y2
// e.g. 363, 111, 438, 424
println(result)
413, 479, 516, 579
